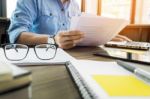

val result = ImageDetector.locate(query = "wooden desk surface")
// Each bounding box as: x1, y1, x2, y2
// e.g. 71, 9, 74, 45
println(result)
23, 46, 150, 99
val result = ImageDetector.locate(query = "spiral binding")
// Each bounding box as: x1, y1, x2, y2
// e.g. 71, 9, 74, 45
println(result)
66, 62, 97, 99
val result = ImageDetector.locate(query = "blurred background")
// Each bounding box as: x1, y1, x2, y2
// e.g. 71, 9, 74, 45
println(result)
0, 0, 150, 43
0, 0, 150, 24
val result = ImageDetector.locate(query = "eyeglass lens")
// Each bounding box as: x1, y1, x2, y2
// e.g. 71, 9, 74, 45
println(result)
5, 44, 28, 61
35, 44, 57, 60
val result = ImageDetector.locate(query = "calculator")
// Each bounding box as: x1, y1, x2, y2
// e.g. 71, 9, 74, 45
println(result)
105, 41, 150, 50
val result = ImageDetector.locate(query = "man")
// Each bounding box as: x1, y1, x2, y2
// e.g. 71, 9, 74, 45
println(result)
8, 0, 130, 49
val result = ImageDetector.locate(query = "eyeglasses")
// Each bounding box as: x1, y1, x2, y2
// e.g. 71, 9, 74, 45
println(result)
1, 43, 58, 61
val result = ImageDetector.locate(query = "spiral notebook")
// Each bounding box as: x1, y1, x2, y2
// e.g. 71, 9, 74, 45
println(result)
66, 60, 150, 99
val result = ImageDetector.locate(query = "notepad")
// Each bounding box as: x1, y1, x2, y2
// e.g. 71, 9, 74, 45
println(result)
93, 75, 150, 96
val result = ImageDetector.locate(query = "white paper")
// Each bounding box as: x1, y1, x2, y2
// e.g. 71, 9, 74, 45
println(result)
0, 48, 75, 66
70, 16, 129, 46
70, 60, 150, 99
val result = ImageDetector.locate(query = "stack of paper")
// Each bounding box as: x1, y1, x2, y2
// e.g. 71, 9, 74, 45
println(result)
70, 16, 128, 46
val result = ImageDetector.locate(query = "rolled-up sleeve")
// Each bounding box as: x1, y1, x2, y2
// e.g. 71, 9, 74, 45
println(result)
8, 0, 37, 43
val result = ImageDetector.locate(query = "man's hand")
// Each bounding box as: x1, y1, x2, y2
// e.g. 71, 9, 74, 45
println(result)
111, 35, 132, 42
54, 30, 84, 49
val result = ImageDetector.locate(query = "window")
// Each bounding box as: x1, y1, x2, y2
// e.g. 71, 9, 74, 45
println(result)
0, 0, 7, 17
76, 0, 81, 10
77, 0, 150, 24
7, 0, 17, 18
101, 0, 131, 20
86, 0, 98, 15
135, 0, 150, 24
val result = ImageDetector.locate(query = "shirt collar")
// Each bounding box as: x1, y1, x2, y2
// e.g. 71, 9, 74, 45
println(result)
57, 0, 71, 10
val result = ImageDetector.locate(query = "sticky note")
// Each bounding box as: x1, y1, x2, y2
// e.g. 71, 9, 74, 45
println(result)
93, 75, 150, 96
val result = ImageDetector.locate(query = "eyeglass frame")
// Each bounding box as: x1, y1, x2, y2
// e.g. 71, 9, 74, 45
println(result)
1, 43, 58, 61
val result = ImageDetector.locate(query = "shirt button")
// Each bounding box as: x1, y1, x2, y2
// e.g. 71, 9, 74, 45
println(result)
50, 13, 53, 16
61, 8, 64, 12
62, 23, 65, 26
15, 15, 19, 18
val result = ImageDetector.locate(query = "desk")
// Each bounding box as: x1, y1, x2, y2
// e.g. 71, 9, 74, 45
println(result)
23, 46, 150, 99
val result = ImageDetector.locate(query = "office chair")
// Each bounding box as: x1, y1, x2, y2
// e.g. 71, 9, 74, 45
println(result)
0, 17, 10, 44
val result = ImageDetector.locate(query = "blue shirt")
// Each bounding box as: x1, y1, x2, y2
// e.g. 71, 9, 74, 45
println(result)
8, 0, 81, 43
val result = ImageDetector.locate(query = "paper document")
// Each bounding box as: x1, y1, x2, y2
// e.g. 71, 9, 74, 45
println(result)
70, 60, 150, 99
70, 16, 128, 46
0, 48, 75, 66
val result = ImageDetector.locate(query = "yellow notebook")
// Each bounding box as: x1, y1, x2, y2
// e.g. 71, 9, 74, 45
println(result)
93, 75, 150, 96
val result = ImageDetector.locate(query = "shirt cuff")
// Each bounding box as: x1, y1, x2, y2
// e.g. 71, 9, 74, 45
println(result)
9, 26, 29, 43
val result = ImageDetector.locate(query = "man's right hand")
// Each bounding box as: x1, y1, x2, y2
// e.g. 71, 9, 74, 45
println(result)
54, 30, 84, 49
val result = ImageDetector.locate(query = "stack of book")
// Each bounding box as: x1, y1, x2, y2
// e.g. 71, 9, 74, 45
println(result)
0, 61, 32, 99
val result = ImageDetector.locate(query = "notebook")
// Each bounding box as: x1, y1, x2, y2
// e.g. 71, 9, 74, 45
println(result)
0, 61, 31, 94
66, 60, 150, 99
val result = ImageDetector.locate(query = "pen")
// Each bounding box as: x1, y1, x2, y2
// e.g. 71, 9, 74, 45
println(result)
117, 60, 150, 82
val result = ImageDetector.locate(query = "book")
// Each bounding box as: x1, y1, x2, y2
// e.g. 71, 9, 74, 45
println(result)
66, 60, 150, 99
0, 85, 31, 99
0, 62, 13, 82
0, 61, 32, 95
